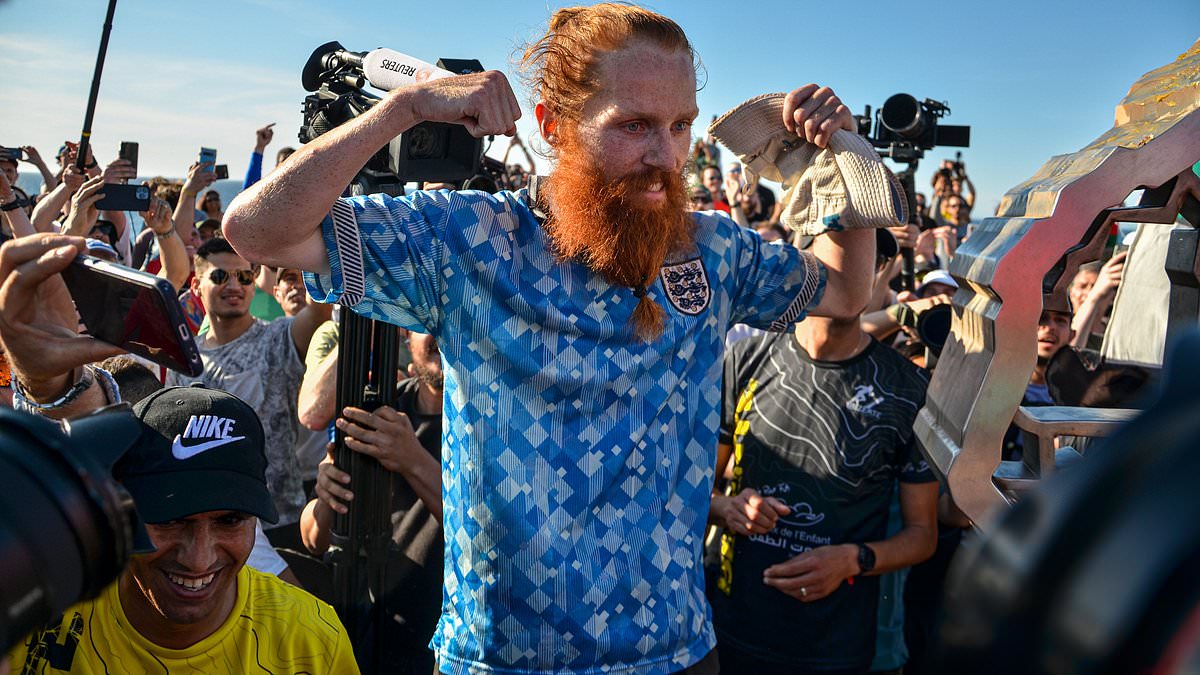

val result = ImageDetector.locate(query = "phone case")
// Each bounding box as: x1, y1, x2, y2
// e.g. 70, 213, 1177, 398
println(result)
60, 256, 203, 377
199, 147, 217, 173
119, 142, 139, 175
94, 184, 151, 212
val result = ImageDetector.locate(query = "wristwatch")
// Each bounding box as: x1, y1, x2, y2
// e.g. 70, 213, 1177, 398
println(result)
856, 543, 876, 575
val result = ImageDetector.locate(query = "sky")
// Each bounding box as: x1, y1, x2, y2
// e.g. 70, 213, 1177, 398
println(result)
1, 0, 1197, 216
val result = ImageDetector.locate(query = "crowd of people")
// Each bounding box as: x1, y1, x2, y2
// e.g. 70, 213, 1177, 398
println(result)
0, 3, 1144, 674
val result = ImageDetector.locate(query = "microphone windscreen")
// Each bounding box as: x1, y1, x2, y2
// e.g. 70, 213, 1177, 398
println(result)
361, 49, 454, 92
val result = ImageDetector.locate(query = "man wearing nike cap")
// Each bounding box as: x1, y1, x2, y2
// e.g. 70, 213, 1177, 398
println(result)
6, 384, 359, 673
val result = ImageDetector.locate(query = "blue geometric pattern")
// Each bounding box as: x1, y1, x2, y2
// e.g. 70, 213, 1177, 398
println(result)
304, 188, 826, 674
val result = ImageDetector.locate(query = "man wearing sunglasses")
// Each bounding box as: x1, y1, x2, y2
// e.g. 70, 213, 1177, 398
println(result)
166, 237, 332, 547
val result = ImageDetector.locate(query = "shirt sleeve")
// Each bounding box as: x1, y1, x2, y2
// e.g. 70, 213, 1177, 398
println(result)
328, 613, 363, 674
243, 151, 263, 190
246, 519, 288, 575
303, 191, 456, 334
899, 437, 937, 484
267, 316, 304, 378
719, 343, 741, 447
304, 321, 339, 372
725, 220, 827, 331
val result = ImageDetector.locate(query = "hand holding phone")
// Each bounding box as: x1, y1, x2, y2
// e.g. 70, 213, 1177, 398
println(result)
65, 177, 106, 234
0, 147, 26, 162
183, 160, 218, 197
60, 256, 203, 376
0, 235, 126, 398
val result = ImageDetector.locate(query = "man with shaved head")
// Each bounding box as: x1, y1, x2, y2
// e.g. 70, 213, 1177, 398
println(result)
225, 4, 875, 672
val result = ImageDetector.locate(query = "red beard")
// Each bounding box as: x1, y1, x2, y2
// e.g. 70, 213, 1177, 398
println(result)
541, 132, 693, 340
543, 136, 692, 288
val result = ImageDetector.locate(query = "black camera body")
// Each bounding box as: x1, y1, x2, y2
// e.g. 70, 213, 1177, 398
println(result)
856, 93, 970, 163
299, 42, 484, 195
0, 405, 144, 653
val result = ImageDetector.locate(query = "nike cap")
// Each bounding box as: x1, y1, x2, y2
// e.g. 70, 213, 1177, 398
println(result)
118, 386, 278, 526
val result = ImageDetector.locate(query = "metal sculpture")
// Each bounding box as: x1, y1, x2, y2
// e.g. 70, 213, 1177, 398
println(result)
916, 39, 1200, 529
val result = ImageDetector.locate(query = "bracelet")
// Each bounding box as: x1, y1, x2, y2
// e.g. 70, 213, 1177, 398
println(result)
1, 196, 27, 212
153, 224, 177, 239
12, 365, 96, 411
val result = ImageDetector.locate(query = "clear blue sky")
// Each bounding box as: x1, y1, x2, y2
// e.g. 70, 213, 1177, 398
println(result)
1, 0, 1197, 215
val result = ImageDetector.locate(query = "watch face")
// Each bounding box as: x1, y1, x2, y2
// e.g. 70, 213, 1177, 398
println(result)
858, 543, 876, 572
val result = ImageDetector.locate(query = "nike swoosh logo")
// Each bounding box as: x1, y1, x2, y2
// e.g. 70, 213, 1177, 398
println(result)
171, 435, 247, 460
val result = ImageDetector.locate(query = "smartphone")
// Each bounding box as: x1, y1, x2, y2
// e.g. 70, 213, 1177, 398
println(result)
214, 164, 229, 180
95, 183, 151, 212
0, 147, 25, 162
198, 147, 217, 173
60, 256, 203, 377
118, 141, 138, 176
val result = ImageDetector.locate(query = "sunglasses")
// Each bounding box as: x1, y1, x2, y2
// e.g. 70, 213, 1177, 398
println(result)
207, 268, 256, 286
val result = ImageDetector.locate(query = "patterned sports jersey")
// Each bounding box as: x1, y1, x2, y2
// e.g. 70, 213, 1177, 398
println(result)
304, 188, 826, 674
712, 333, 935, 670
9, 565, 358, 674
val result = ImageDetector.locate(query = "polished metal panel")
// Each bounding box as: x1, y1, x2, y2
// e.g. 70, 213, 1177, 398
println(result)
915, 39, 1200, 530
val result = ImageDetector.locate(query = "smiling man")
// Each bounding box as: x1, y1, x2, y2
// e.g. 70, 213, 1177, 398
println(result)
224, 4, 876, 673
7, 387, 358, 673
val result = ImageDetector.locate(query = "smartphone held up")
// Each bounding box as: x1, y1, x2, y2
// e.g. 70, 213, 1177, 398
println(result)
60, 256, 202, 377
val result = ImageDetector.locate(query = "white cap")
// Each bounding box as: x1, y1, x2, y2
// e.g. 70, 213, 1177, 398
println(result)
917, 269, 959, 294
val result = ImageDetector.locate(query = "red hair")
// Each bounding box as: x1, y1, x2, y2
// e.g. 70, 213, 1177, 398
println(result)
520, 3, 696, 127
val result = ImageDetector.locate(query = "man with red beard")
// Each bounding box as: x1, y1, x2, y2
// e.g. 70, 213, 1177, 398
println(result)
224, 5, 875, 673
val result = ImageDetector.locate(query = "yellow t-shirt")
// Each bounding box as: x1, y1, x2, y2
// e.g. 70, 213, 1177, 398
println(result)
9, 565, 359, 674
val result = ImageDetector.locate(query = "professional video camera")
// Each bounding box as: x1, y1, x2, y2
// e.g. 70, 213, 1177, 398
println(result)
855, 93, 970, 164
854, 93, 971, 289
0, 406, 144, 652
299, 41, 487, 196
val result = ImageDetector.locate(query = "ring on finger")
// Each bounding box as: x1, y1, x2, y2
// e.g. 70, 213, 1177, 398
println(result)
800, 586, 808, 598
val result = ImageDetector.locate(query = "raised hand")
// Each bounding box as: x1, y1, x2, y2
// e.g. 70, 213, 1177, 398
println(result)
64, 175, 106, 236
139, 197, 173, 235
20, 146, 45, 166
0, 234, 123, 401
255, 123, 275, 152
782, 84, 854, 149
406, 70, 522, 138
62, 164, 86, 194
102, 158, 136, 184
182, 161, 218, 196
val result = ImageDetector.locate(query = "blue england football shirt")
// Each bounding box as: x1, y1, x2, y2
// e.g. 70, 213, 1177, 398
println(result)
304, 187, 825, 674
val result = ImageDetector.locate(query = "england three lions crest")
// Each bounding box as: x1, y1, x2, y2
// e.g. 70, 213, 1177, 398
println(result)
659, 258, 711, 315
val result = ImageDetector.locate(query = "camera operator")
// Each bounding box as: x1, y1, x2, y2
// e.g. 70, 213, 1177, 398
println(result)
0, 233, 359, 673
930, 158, 974, 229
298, 330, 445, 675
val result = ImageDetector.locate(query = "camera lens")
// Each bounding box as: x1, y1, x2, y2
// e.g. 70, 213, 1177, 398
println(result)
406, 125, 445, 160
916, 303, 952, 355
880, 93, 924, 139
0, 408, 138, 652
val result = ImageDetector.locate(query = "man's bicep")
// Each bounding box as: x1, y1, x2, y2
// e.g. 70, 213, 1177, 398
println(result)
234, 214, 330, 275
